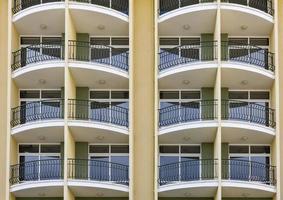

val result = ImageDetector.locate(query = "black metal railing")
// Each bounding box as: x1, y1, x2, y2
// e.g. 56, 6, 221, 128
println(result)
10, 159, 63, 185
159, 100, 218, 127
68, 40, 129, 72
222, 159, 276, 185
159, 41, 217, 71
67, 158, 129, 185
158, 159, 218, 186
221, 0, 273, 15
221, 41, 275, 72
72, 0, 129, 14
159, 0, 215, 15
13, 0, 63, 14
68, 99, 129, 127
221, 100, 275, 128
12, 42, 64, 71
11, 99, 64, 127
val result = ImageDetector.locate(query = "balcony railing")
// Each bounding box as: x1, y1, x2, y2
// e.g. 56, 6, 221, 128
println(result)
12, 0, 63, 14
68, 99, 129, 127
159, 0, 216, 15
222, 159, 276, 185
221, 100, 275, 128
158, 159, 218, 186
12, 42, 64, 71
159, 41, 217, 71
68, 40, 129, 72
221, 41, 275, 72
67, 158, 129, 185
72, 0, 129, 15
10, 159, 63, 185
221, 0, 273, 16
11, 99, 64, 128
159, 100, 218, 127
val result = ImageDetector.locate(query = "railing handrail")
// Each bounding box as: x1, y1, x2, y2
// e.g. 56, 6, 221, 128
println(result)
68, 40, 129, 54
10, 158, 63, 168
159, 40, 217, 55
221, 99, 274, 112
11, 98, 64, 112
222, 41, 274, 54
12, 41, 64, 55
222, 159, 275, 169
158, 99, 217, 112
68, 98, 129, 114
158, 158, 218, 168
67, 158, 129, 169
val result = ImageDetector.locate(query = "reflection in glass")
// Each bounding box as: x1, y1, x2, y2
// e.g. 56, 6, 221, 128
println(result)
89, 156, 109, 181
180, 157, 200, 181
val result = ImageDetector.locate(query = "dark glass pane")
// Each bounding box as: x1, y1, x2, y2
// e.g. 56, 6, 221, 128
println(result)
42, 37, 62, 44
19, 145, 39, 153
159, 146, 179, 153
111, 156, 129, 182
229, 101, 249, 121
250, 156, 270, 183
250, 91, 270, 99
251, 146, 270, 154
41, 145, 61, 153
160, 38, 179, 45
228, 91, 248, 99
89, 145, 109, 153
250, 38, 269, 46
159, 156, 179, 182
40, 156, 61, 180
228, 38, 248, 45
181, 91, 200, 99
111, 91, 129, 99
181, 38, 200, 45
19, 155, 39, 181
160, 91, 179, 99
111, 145, 129, 153
20, 90, 40, 98
111, 38, 129, 45
90, 91, 110, 99
181, 146, 200, 153
89, 156, 110, 181
230, 157, 249, 181
21, 37, 40, 45
180, 157, 200, 181
90, 38, 110, 45
229, 146, 249, 153
41, 90, 61, 98
180, 101, 200, 122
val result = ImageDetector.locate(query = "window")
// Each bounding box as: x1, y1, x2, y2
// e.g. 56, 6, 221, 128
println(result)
228, 145, 271, 183
19, 89, 62, 124
159, 145, 201, 181
18, 144, 61, 181
227, 37, 270, 69
89, 144, 129, 181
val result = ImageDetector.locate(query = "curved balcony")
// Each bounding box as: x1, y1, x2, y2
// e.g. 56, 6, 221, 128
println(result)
158, 159, 218, 197
10, 159, 63, 196
69, 0, 128, 36
68, 40, 129, 89
158, 0, 217, 36
220, 0, 274, 36
11, 99, 64, 142
159, 41, 217, 89
12, 42, 65, 88
222, 159, 276, 197
67, 158, 129, 196
221, 100, 275, 144
221, 42, 275, 89
159, 100, 218, 143
68, 99, 129, 142
12, 0, 65, 35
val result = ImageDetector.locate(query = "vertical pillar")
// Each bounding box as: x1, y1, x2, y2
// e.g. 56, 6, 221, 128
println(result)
129, 0, 156, 199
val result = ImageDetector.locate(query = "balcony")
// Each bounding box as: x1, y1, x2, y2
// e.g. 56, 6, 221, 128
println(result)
67, 99, 129, 142
67, 158, 129, 196
222, 159, 276, 197
158, 100, 218, 143
10, 159, 64, 196
13, 0, 63, 14
158, 159, 218, 196
221, 42, 275, 89
68, 40, 129, 89
159, 41, 217, 89
11, 42, 65, 88
10, 99, 64, 141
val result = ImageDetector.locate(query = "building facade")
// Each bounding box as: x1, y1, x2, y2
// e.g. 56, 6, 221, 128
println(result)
0, 0, 283, 200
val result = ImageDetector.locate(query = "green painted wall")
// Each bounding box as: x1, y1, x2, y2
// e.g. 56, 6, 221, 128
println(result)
76, 198, 129, 200
201, 143, 214, 179
159, 198, 213, 200
75, 87, 89, 119
221, 33, 228, 61
222, 143, 229, 179
201, 88, 215, 120
75, 142, 89, 179
16, 198, 63, 200
200, 33, 214, 61
221, 87, 229, 119
76, 33, 90, 61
